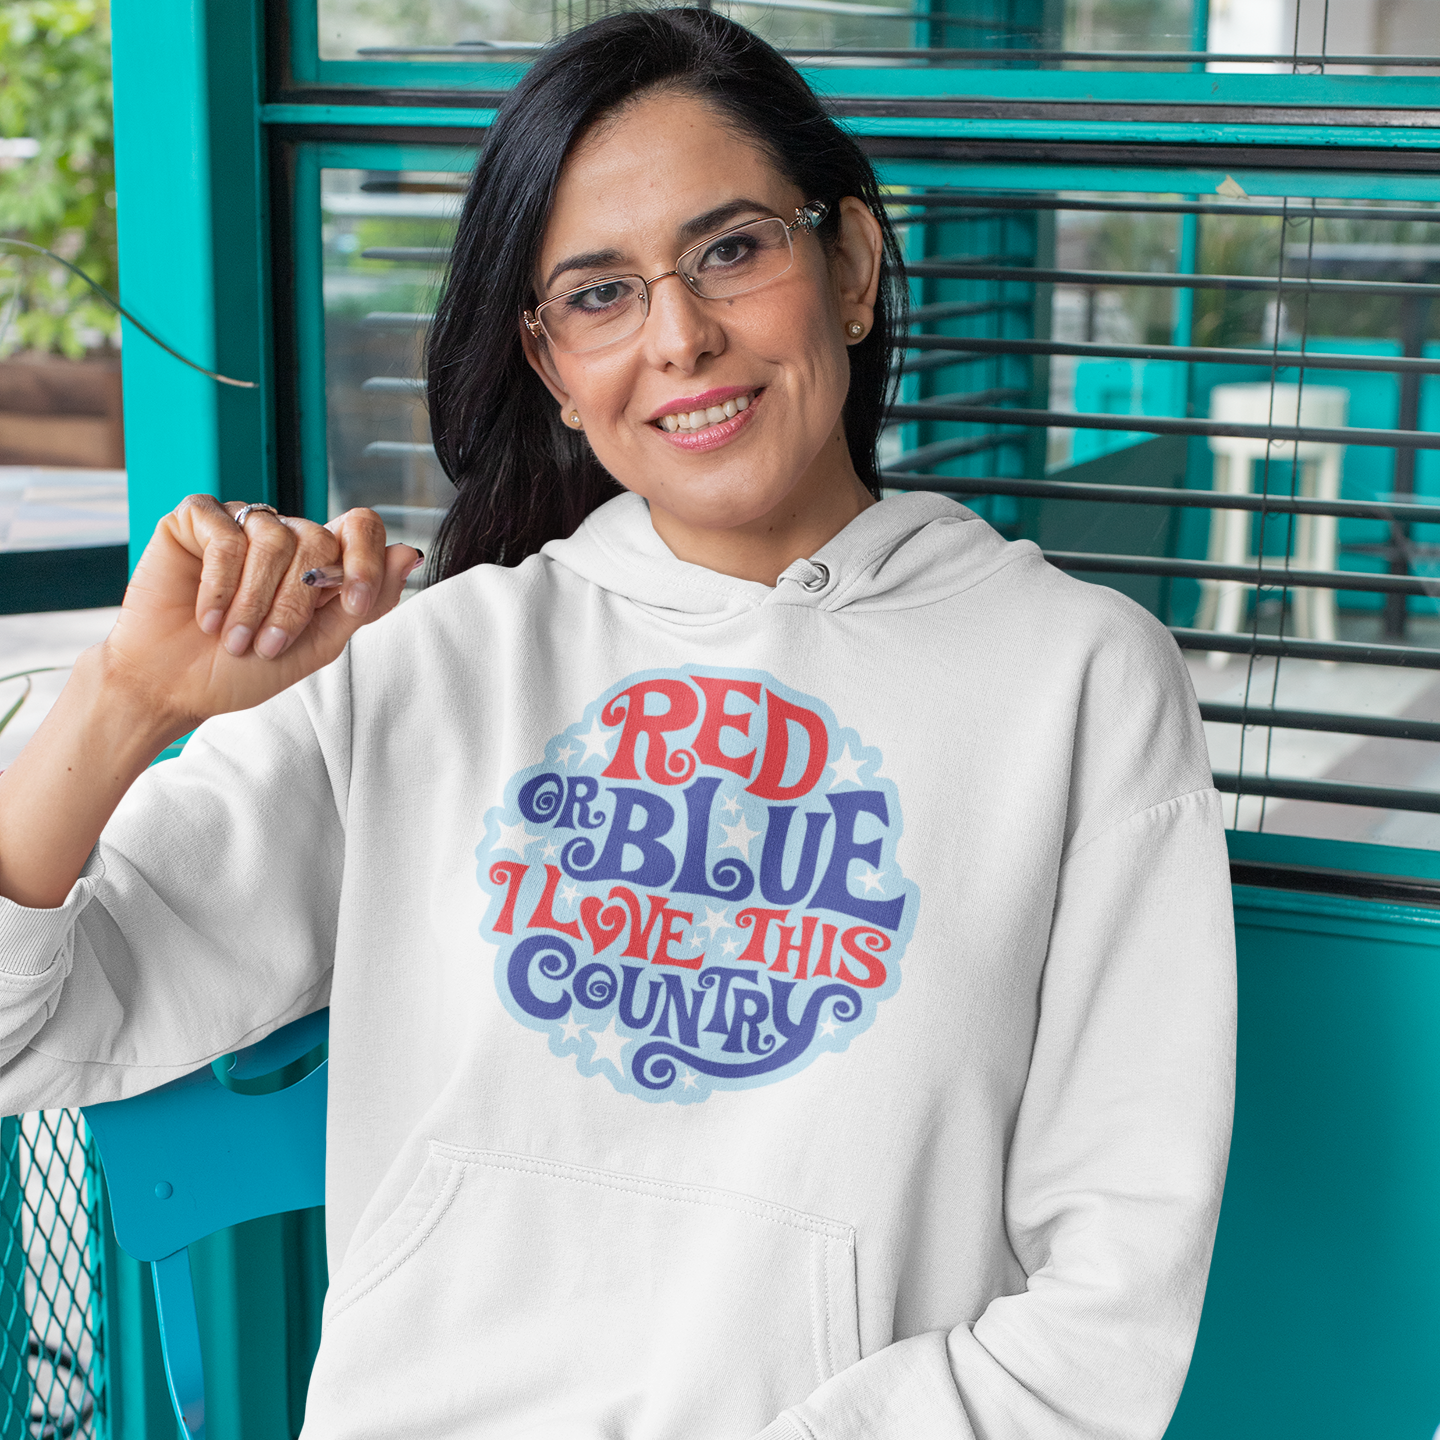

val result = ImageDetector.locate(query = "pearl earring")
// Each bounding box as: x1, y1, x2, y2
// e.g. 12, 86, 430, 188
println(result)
566, 410, 582, 429
846, 321, 865, 339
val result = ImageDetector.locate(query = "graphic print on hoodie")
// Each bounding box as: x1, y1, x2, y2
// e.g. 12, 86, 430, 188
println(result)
477, 666, 919, 1103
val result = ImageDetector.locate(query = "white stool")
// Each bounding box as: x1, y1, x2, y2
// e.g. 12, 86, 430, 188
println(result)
1200, 383, 1348, 665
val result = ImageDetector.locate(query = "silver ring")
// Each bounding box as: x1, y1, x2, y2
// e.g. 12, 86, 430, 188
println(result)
233, 502, 281, 529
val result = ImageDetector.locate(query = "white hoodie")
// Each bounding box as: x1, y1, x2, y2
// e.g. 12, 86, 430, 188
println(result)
0, 492, 1235, 1440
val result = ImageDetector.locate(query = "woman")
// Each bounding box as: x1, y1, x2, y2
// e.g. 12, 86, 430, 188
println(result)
0, 10, 1235, 1438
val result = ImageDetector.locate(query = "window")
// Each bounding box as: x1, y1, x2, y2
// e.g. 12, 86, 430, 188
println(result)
884, 179, 1440, 849
316, 162, 462, 555
264, 0, 1440, 864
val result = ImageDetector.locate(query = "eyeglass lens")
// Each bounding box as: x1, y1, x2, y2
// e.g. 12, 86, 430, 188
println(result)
538, 216, 795, 354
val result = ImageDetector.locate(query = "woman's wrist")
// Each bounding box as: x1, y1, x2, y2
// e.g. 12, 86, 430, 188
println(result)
82, 641, 198, 761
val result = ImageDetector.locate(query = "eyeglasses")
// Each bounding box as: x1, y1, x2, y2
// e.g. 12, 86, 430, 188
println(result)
524, 201, 829, 356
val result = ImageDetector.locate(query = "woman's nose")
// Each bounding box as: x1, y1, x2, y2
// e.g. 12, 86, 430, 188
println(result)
642, 272, 725, 371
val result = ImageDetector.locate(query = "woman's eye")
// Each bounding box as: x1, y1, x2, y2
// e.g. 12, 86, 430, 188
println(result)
698, 234, 756, 270
568, 280, 634, 312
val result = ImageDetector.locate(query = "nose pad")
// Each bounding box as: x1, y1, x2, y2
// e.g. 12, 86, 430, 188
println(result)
646, 270, 712, 319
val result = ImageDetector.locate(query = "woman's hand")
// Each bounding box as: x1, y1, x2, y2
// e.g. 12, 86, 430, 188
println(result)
0, 497, 419, 909
102, 496, 421, 736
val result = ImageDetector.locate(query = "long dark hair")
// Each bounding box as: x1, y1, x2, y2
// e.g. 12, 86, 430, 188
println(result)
425, 6, 905, 580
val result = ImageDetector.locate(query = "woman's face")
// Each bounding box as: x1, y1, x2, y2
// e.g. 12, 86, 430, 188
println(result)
523, 89, 882, 547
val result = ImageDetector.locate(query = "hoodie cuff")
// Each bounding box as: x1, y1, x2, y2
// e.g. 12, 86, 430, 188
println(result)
0, 849, 104, 980
750, 1416, 811, 1440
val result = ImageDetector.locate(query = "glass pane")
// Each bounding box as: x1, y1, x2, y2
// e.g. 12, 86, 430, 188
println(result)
316, 0, 928, 64
318, 0, 554, 57
313, 0, 1439, 72
882, 180, 1440, 847
321, 166, 463, 556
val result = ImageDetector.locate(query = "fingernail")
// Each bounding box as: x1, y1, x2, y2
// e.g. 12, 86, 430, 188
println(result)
255, 626, 288, 659
407, 553, 425, 576
412, 548, 424, 563
200, 609, 224, 635
343, 581, 373, 616
224, 625, 253, 657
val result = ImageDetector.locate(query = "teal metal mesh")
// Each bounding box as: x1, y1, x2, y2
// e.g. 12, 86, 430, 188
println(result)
2, 1111, 107, 1440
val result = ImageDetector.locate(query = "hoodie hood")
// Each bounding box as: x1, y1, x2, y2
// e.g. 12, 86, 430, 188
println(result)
540, 491, 1033, 622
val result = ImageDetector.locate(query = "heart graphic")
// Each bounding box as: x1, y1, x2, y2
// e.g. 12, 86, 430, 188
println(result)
579, 896, 627, 955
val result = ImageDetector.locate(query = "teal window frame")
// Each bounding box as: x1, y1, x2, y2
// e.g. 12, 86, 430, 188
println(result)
280, 0, 1440, 110
104, 0, 1440, 882
265, 69, 1440, 143
290, 140, 477, 525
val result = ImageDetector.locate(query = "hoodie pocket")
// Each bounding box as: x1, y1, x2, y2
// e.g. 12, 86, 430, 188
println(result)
314, 1145, 860, 1439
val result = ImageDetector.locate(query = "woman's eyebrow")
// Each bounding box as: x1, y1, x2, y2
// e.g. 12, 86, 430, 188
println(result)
678, 198, 772, 243
544, 248, 626, 292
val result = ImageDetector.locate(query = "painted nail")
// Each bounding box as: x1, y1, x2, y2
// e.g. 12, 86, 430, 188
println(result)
343, 581, 373, 615
200, 609, 224, 635
255, 626, 288, 659
224, 625, 253, 657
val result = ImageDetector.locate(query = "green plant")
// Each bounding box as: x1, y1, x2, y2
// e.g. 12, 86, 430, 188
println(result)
1191, 205, 1440, 348
0, 0, 116, 359
1085, 206, 1186, 345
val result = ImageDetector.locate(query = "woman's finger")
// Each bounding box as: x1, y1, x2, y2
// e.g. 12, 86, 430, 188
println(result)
300, 542, 424, 662
171, 495, 251, 636
252, 518, 342, 659
218, 507, 298, 656
374, 543, 425, 617
325, 508, 389, 618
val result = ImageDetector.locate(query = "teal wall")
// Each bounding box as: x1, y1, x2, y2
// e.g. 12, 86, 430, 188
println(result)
1171, 885, 1440, 1438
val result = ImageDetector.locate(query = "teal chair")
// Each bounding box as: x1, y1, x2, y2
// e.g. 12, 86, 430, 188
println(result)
82, 1010, 329, 1440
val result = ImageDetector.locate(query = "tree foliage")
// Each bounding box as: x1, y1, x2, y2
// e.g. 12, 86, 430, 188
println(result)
0, 0, 116, 358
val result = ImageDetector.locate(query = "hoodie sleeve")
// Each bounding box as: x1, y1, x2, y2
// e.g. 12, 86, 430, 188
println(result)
750, 784, 1237, 1440
0, 668, 349, 1116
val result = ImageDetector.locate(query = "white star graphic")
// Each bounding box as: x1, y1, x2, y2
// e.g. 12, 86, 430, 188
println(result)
554, 741, 577, 770
857, 867, 885, 895
681, 1069, 700, 1090
586, 1018, 629, 1073
494, 818, 541, 857
828, 744, 866, 787
718, 813, 761, 858
719, 792, 743, 818
559, 1013, 586, 1043
559, 881, 580, 905
818, 1017, 839, 1038
578, 717, 614, 763
541, 840, 559, 860
720, 935, 743, 957
694, 905, 730, 939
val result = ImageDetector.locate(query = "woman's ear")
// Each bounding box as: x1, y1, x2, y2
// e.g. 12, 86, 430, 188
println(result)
830, 196, 884, 341
520, 320, 573, 408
